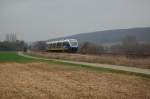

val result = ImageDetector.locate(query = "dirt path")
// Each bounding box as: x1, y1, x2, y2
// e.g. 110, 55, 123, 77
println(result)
0, 62, 150, 99
18, 52, 150, 75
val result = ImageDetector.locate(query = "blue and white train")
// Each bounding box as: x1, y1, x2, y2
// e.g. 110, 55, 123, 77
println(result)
46, 39, 78, 52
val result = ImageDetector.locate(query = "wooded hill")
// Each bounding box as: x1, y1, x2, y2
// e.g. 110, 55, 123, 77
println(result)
48, 27, 150, 45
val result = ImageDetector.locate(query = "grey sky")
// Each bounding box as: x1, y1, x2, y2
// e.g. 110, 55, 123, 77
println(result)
0, 0, 150, 41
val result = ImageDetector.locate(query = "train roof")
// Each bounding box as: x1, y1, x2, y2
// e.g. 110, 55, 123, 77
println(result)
46, 39, 77, 44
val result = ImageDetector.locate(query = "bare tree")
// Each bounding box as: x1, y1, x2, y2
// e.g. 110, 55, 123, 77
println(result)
122, 35, 137, 47
0, 33, 26, 51
110, 35, 150, 57
31, 41, 47, 51
121, 35, 138, 55
80, 42, 104, 55
5, 33, 17, 42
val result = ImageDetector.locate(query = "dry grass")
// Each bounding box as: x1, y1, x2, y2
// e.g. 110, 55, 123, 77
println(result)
28, 51, 150, 69
0, 62, 150, 99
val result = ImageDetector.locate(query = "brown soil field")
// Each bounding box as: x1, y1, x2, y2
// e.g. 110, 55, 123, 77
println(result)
0, 62, 150, 99
28, 51, 150, 69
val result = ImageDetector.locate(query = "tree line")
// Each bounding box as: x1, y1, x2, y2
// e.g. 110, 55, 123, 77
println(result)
0, 33, 27, 51
80, 35, 150, 57
27, 35, 150, 57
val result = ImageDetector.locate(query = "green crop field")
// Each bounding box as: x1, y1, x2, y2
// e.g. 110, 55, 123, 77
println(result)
0, 51, 35, 62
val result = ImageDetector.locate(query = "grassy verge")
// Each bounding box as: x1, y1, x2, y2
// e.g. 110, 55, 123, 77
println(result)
0, 51, 149, 79
43, 60, 150, 79
25, 53, 150, 79
0, 51, 36, 63
28, 51, 150, 69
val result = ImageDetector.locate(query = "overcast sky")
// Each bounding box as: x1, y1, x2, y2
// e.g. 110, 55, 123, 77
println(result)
0, 0, 150, 41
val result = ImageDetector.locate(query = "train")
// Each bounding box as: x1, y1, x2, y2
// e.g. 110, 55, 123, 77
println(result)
46, 39, 78, 52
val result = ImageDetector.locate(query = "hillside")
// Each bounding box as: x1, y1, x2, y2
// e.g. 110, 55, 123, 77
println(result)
48, 27, 150, 45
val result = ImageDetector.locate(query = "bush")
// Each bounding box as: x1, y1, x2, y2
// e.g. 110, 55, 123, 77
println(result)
79, 42, 104, 55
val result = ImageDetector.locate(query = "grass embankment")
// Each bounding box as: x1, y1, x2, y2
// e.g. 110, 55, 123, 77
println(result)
28, 51, 150, 69
45, 59, 150, 79
25, 52, 150, 79
0, 51, 149, 78
0, 51, 36, 62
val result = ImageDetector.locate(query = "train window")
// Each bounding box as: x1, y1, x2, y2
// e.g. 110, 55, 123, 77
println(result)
60, 42, 62, 47
54, 43, 57, 48
50, 44, 52, 48
53, 43, 56, 48
51, 43, 53, 48
57, 42, 61, 48
63, 42, 65, 46
49, 44, 51, 48
59, 42, 63, 47
63, 41, 70, 47
56, 43, 58, 48
70, 41, 77, 46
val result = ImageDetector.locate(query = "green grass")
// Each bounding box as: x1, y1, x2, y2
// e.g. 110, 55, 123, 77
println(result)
0, 51, 36, 62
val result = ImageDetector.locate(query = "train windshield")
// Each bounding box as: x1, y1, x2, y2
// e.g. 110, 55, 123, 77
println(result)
70, 40, 78, 47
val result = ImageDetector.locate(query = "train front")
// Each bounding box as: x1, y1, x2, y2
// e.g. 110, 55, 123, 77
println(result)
68, 39, 78, 52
